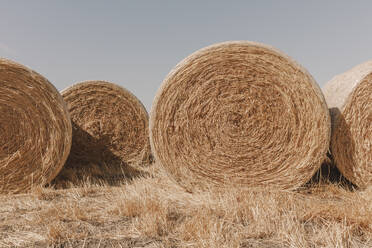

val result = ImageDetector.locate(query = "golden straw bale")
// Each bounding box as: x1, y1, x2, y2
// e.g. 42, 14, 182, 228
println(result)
150, 41, 330, 191
323, 61, 372, 188
54, 81, 151, 186
0, 58, 72, 193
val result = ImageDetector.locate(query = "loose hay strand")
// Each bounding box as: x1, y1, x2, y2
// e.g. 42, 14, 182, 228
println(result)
323, 61, 372, 188
0, 58, 72, 193
150, 41, 331, 191
53, 81, 151, 187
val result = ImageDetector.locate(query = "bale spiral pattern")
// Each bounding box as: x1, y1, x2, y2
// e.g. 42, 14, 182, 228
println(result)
54, 81, 151, 185
0, 58, 72, 193
150, 41, 330, 191
323, 61, 372, 188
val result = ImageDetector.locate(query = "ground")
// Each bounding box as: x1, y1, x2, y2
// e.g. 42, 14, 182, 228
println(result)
1, 163, 372, 248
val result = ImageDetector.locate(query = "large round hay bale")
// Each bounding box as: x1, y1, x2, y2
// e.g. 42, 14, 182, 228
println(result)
150, 41, 330, 191
323, 61, 372, 188
0, 58, 72, 193
53, 81, 151, 186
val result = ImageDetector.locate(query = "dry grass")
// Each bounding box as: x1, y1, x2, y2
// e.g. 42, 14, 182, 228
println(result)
1, 163, 372, 247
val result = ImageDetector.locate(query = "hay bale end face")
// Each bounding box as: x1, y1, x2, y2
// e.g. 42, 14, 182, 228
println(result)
323, 61, 372, 188
150, 41, 330, 191
0, 58, 72, 193
54, 81, 151, 186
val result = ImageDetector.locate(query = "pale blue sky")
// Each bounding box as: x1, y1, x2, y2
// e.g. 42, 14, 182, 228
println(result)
1, 1, 372, 110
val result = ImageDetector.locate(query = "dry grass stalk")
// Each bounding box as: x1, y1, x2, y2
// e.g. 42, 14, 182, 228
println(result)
323, 61, 372, 188
53, 81, 151, 187
150, 41, 330, 191
1, 164, 372, 247
0, 58, 72, 194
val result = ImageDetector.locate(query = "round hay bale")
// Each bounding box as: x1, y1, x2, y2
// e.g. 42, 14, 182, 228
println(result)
150, 41, 330, 191
53, 81, 151, 186
0, 58, 72, 193
323, 61, 372, 188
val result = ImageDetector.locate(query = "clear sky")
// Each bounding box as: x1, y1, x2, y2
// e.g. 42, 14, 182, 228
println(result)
1, 1, 371, 110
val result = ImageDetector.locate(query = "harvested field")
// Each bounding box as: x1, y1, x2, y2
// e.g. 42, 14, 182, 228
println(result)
1, 163, 372, 248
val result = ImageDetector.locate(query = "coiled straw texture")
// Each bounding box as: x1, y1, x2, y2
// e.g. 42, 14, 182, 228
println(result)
150, 41, 330, 191
0, 58, 72, 193
54, 81, 151, 186
323, 61, 372, 188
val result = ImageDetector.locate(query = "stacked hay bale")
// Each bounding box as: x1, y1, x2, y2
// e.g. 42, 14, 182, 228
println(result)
0, 58, 72, 193
323, 61, 372, 188
53, 81, 151, 187
150, 41, 331, 191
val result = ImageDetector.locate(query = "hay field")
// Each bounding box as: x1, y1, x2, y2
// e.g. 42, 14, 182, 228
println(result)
1, 162, 372, 248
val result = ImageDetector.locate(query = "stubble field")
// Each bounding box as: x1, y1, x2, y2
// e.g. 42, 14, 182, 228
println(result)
1, 161, 372, 248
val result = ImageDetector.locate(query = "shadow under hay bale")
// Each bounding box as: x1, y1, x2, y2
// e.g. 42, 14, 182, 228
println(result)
306, 152, 356, 191
52, 123, 149, 189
